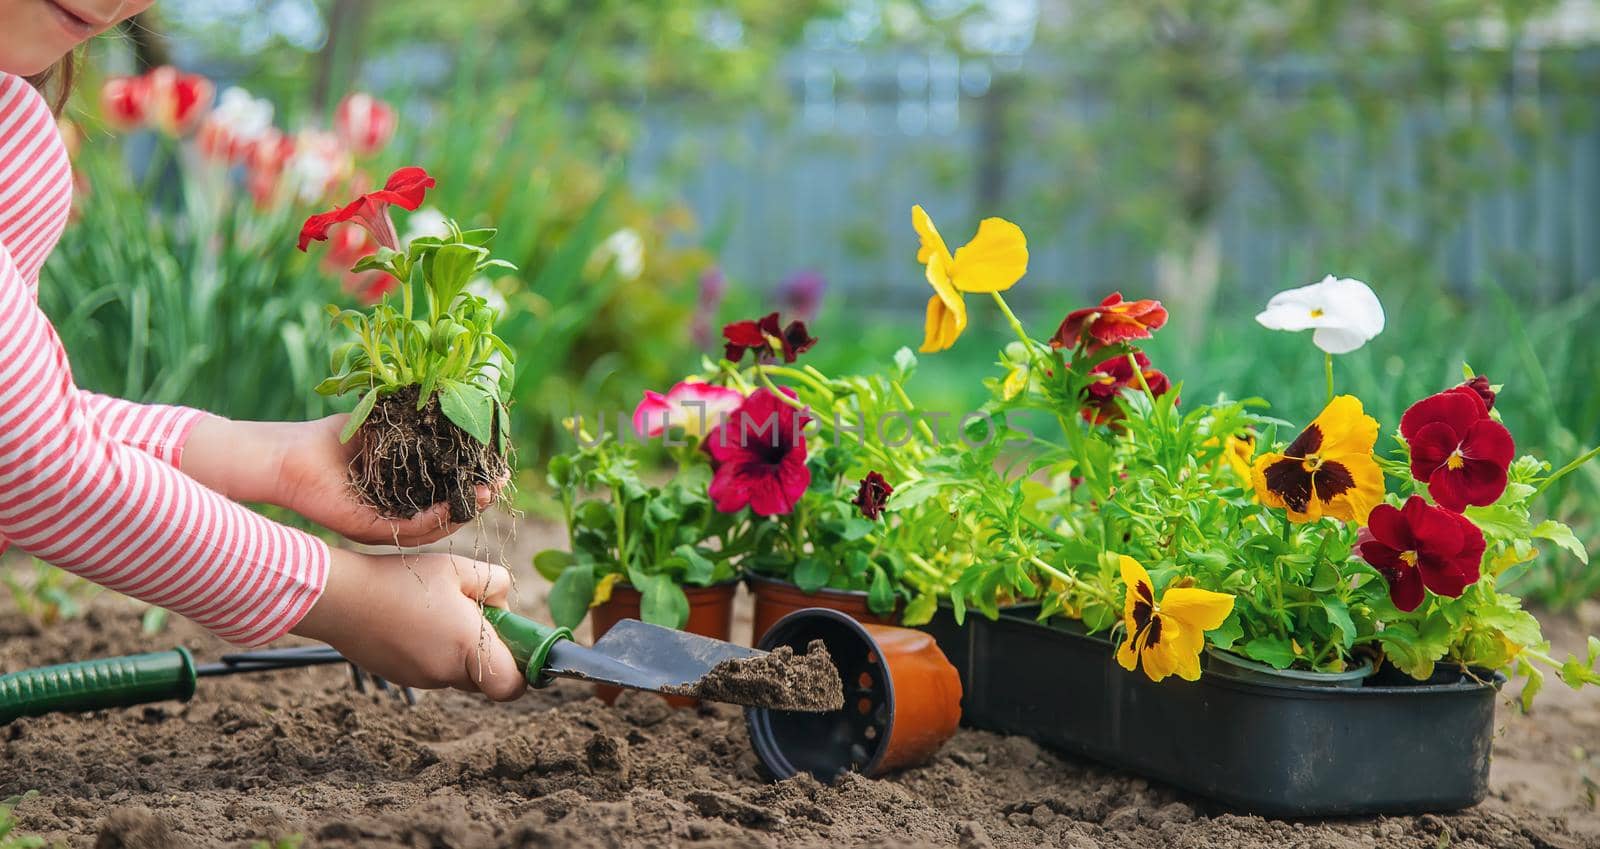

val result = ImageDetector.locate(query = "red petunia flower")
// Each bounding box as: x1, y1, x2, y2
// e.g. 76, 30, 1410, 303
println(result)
854, 471, 893, 520
1359, 496, 1485, 612
1081, 351, 1173, 425
704, 389, 811, 517
298, 166, 435, 253
721, 312, 818, 364
335, 93, 398, 158
1051, 293, 1169, 352
1400, 386, 1514, 512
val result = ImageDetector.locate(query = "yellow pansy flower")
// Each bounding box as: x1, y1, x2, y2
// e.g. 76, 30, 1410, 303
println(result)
1115, 556, 1235, 683
1250, 395, 1384, 524
591, 572, 623, 607
912, 205, 1029, 353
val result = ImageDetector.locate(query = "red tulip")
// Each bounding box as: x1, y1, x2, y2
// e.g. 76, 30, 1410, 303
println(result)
145, 66, 214, 136
704, 389, 811, 517
298, 166, 436, 253
100, 76, 151, 130
1359, 496, 1485, 611
1052, 292, 1169, 352
334, 92, 397, 158
1400, 386, 1514, 512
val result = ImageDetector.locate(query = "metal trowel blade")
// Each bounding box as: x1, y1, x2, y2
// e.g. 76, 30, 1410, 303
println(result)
543, 618, 761, 697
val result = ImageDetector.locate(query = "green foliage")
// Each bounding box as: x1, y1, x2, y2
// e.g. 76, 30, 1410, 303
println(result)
314, 219, 515, 444
249, 837, 303, 849
0, 792, 45, 849
542, 431, 742, 629
40, 142, 338, 422
1, 562, 94, 628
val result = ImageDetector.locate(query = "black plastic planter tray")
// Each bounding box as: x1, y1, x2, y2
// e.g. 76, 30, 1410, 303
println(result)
919, 607, 1502, 817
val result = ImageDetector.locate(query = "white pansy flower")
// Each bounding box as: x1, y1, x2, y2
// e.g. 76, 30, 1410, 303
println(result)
1255, 275, 1385, 354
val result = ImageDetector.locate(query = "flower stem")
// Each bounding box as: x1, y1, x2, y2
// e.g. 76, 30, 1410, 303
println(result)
1030, 556, 1115, 605
990, 292, 1033, 349
1324, 352, 1335, 404
1535, 443, 1600, 496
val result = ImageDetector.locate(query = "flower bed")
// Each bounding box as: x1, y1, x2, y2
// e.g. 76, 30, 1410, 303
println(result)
533, 204, 1600, 811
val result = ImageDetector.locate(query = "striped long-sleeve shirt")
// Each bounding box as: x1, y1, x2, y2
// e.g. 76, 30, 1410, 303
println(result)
0, 72, 328, 646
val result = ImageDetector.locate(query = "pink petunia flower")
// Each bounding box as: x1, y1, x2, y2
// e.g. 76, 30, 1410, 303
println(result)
704, 389, 811, 517
632, 380, 744, 439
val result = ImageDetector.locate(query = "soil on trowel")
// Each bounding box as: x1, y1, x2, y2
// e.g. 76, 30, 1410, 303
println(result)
664, 639, 844, 712
350, 384, 508, 523
3, 577, 1598, 849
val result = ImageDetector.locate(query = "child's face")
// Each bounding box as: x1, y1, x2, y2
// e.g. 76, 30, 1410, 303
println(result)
0, 0, 153, 76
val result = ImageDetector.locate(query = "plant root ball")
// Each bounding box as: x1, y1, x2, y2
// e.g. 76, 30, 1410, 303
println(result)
349, 385, 509, 524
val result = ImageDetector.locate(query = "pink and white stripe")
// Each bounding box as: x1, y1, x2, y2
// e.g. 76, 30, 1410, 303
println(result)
0, 73, 328, 646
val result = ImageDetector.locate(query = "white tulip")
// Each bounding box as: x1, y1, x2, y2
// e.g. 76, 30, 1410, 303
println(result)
1255, 275, 1385, 354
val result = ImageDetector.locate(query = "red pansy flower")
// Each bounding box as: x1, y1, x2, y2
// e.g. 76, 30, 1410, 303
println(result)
854, 471, 893, 520
721, 312, 818, 364
1051, 293, 1169, 351
1081, 351, 1173, 425
1359, 496, 1485, 612
1400, 386, 1514, 512
298, 166, 435, 253
704, 389, 811, 517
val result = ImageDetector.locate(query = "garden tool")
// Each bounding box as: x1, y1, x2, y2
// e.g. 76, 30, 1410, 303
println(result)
0, 607, 771, 725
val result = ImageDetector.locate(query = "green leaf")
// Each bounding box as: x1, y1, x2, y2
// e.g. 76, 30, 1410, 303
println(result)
635, 574, 689, 629
533, 550, 574, 582
1319, 597, 1357, 649
1531, 520, 1589, 564
438, 379, 495, 445
902, 593, 938, 627
548, 564, 596, 630
339, 388, 381, 443
426, 243, 485, 310
1240, 635, 1296, 669
674, 544, 715, 586
793, 558, 829, 593
868, 565, 895, 615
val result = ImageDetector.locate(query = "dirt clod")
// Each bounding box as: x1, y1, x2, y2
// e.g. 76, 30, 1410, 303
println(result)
94, 807, 188, 849
351, 385, 508, 523
667, 639, 844, 711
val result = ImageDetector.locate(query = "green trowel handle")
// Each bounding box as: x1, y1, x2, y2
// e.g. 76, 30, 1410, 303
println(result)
482, 607, 572, 688
0, 649, 197, 726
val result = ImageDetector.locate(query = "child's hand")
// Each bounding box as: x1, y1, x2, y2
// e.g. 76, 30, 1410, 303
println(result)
184, 415, 502, 546
292, 550, 527, 701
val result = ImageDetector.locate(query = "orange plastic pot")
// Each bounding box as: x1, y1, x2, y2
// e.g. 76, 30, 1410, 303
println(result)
746, 607, 962, 779
589, 580, 737, 707
747, 574, 898, 640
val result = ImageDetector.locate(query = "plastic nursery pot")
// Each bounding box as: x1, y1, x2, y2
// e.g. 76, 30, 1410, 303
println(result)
745, 607, 962, 780
965, 607, 1504, 817
589, 580, 738, 708
747, 574, 899, 642
1204, 647, 1375, 689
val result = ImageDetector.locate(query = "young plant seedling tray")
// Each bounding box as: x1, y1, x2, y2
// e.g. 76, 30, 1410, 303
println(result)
918, 606, 1501, 817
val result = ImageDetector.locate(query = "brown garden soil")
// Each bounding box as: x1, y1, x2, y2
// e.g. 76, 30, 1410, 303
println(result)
3, 518, 1599, 849
352, 385, 508, 524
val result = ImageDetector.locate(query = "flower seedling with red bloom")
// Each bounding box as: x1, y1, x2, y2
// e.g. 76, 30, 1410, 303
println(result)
305, 169, 518, 522
704, 389, 812, 517
1051, 292, 1169, 352
854, 471, 893, 520
1400, 384, 1514, 513
722, 312, 817, 364
1359, 496, 1485, 612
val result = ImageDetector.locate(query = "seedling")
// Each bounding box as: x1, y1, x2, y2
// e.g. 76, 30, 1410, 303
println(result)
301, 167, 516, 522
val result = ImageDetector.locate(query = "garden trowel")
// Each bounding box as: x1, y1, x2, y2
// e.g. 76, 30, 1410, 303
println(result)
0, 607, 767, 725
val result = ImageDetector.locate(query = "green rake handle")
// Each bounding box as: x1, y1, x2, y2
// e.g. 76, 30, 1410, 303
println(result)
0, 648, 197, 726
0, 608, 571, 724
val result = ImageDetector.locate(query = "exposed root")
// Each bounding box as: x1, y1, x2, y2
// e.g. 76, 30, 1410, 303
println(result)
350, 385, 509, 524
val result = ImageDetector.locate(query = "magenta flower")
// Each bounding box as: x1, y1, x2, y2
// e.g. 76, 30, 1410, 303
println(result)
779, 269, 827, 321
632, 380, 744, 438
705, 389, 811, 516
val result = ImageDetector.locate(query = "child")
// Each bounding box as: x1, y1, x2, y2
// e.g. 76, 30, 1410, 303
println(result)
0, 0, 524, 701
